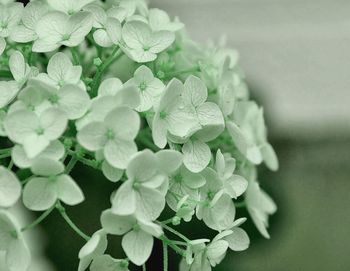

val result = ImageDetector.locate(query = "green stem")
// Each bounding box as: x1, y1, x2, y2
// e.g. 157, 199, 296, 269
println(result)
159, 235, 185, 257
66, 149, 100, 169
7, 159, 13, 170
0, 153, 11, 159
142, 264, 147, 271
0, 147, 12, 154
159, 223, 191, 243
164, 66, 200, 79
21, 204, 56, 232
90, 46, 123, 97
0, 70, 12, 79
163, 241, 168, 271
65, 156, 78, 174
235, 201, 246, 208
56, 202, 90, 241
70, 47, 80, 65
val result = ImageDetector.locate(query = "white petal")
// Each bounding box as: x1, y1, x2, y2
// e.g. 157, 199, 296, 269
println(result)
23, 177, 57, 211
40, 108, 68, 140
101, 161, 123, 183
101, 209, 135, 235
98, 77, 123, 97
31, 158, 64, 176
0, 167, 21, 208
93, 29, 113, 47
126, 149, 157, 182
182, 139, 211, 173
104, 139, 137, 169
77, 122, 108, 151
9, 51, 27, 83
155, 150, 183, 174
6, 239, 31, 271
183, 76, 207, 107
224, 227, 250, 251
0, 81, 20, 109
111, 181, 136, 216
135, 186, 165, 221
122, 229, 153, 266
105, 17, 122, 45
56, 175, 84, 206
0, 37, 5, 56
261, 143, 279, 171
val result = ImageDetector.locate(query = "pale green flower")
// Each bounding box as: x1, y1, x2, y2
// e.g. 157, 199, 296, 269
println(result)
90, 255, 129, 271
174, 195, 196, 223
0, 2, 23, 38
125, 65, 165, 112
10, 1, 49, 43
180, 239, 211, 271
197, 168, 236, 231
33, 11, 93, 52
75, 81, 140, 130
0, 37, 5, 56
245, 180, 277, 239
77, 106, 140, 169
121, 20, 175, 63
35, 52, 85, 90
23, 158, 84, 211
28, 79, 90, 120
78, 229, 107, 271
83, 4, 122, 47
0, 211, 31, 271
0, 166, 21, 208
47, 0, 95, 14
95, 150, 124, 183
152, 78, 201, 149
111, 149, 181, 220
106, 0, 148, 18
148, 8, 184, 32
222, 218, 250, 251
226, 101, 278, 170
101, 210, 163, 266
11, 140, 65, 169
4, 108, 67, 158
166, 165, 205, 212
215, 149, 248, 199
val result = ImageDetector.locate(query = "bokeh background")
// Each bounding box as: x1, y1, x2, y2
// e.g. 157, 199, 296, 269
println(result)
13, 0, 350, 270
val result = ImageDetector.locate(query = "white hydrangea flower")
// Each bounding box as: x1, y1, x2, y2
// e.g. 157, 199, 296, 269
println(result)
0, 211, 31, 271
78, 229, 107, 271
0, 2, 23, 38
23, 158, 84, 211
35, 52, 85, 90
197, 168, 236, 231
83, 4, 122, 47
215, 149, 248, 199
10, 1, 49, 43
226, 101, 279, 170
152, 78, 201, 149
4, 108, 68, 158
223, 218, 250, 251
125, 65, 165, 112
9, 51, 38, 88
11, 140, 65, 169
106, 0, 148, 18
148, 8, 184, 32
33, 11, 93, 52
77, 106, 140, 169
0, 81, 19, 109
245, 180, 277, 239
121, 20, 175, 63
111, 149, 182, 220
0, 166, 21, 208
101, 209, 163, 266
0, 37, 5, 56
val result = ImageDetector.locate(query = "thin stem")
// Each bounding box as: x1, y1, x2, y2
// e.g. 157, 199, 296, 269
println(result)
65, 156, 78, 174
163, 241, 168, 271
91, 46, 123, 97
56, 202, 90, 241
235, 201, 246, 208
164, 66, 200, 79
142, 264, 147, 271
0, 70, 13, 79
159, 235, 185, 257
159, 222, 191, 243
160, 218, 174, 225
0, 153, 11, 159
7, 159, 13, 170
70, 47, 80, 65
0, 147, 13, 154
66, 149, 100, 169
21, 204, 56, 232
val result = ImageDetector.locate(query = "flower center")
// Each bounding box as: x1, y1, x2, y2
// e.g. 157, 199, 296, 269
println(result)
49, 94, 60, 104
159, 111, 167, 119
105, 129, 115, 140
143, 45, 151, 51
35, 127, 45, 135
139, 82, 147, 91
62, 33, 71, 41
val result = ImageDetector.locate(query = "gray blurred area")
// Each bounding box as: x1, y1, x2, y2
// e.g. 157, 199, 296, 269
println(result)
150, 0, 350, 270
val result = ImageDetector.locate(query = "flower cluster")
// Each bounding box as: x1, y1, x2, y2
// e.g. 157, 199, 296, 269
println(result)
0, 0, 278, 270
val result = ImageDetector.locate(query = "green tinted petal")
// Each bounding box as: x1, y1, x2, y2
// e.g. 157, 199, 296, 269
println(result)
77, 122, 108, 151
121, 229, 153, 266
31, 158, 64, 176
56, 174, 84, 206
224, 227, 250, 251
135, 186, 165, 221
104, 139, 137, 169
183, 76, 207, 107
155, 150, 183, 174
182, 139, 211, 173
0, 167, 21, 208
111, 181, 136, 216
101, 209, 135, 235
126, 150, 157, 182
40, 108, 68, 140
101, 161, 123, 183
6, 239, 31, 271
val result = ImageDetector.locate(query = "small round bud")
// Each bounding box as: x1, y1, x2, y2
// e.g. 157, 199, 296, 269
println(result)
172, 216, 181, 226
93, 57, 103, 67
157, 70, 165, 79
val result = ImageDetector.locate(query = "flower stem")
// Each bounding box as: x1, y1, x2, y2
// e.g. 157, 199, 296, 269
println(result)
159, 235, 185, 257
70, 47, 80, 65
56, 202, 90, 241
235, 201, 246, 208
90, 46, 123, 97
163, 66, 200, 79
21, 204, 56, 232
0, 70, 12, 79
142, 264, 147, 271
65, 156, 78, 174
163, 241, 168, 271
159, 223, 191, 243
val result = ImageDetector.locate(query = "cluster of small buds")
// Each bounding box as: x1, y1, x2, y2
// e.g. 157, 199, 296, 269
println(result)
0, 0, 278, 270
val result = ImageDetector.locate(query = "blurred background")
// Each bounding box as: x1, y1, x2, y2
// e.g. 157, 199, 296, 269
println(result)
14, 0, 350, 270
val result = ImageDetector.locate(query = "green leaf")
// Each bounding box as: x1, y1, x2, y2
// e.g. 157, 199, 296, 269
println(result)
121, 229, 153, 266
0, 166, 21, 208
